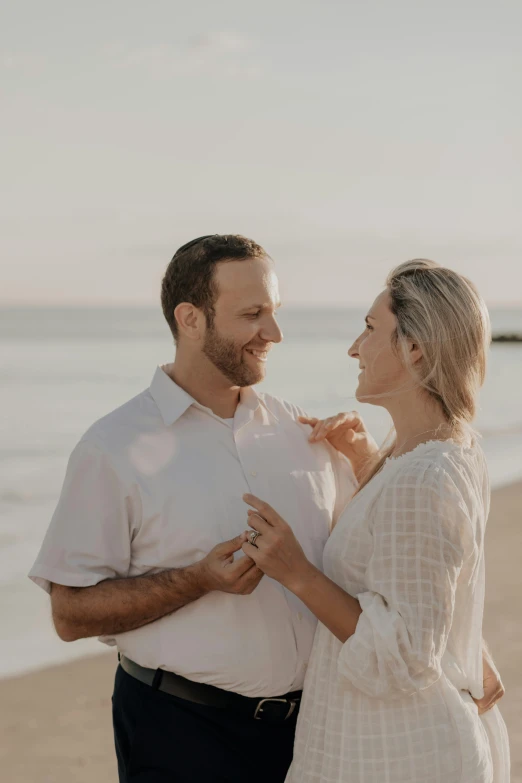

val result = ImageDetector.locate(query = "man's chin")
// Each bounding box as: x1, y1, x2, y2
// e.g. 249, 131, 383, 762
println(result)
240, 355, 267, 386
220, 363, 265, 388
243, 367, 265, 387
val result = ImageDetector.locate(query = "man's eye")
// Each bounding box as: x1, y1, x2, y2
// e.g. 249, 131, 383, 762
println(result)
246, 312, 260, 318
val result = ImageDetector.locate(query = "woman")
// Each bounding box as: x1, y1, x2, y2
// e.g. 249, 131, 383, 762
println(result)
240, 260, 510, 782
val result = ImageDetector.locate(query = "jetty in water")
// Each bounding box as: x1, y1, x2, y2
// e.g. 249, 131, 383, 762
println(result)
492, 333, 522, 343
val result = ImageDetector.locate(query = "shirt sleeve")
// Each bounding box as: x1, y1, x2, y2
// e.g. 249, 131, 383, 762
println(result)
277, 397, 358, 525
28, 438, 138, 593
338, 460, 474, 698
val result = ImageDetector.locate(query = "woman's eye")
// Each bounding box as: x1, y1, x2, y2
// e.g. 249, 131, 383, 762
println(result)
365, 323, 373, 332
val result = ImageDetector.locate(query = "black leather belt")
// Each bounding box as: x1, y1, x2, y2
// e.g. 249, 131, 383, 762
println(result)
119, 655, 302, 723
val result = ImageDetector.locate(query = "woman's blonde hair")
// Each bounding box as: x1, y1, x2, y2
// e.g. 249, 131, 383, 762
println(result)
358, 259, 491, 490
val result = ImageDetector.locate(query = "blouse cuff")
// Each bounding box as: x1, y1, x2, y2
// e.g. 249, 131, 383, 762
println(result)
337, 591, 441, 699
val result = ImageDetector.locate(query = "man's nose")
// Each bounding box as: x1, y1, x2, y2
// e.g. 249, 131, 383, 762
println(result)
261, 317, 283, 344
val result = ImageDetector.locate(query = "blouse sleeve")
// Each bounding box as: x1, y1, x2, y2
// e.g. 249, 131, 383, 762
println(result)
338, 459, 474, 699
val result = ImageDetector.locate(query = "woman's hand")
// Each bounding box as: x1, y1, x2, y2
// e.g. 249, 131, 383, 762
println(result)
474, 650, 505, 714
241, 494, 315, 592
298, 411, 379, 481
242, 495, 363, 643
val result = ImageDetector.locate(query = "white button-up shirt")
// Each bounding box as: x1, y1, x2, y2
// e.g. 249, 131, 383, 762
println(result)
29, 366, 356, 697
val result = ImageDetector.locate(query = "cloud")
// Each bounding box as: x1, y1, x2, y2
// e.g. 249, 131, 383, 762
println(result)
1, 53, 40, 71
189, 31, 252, 56
107, 31, 260, 78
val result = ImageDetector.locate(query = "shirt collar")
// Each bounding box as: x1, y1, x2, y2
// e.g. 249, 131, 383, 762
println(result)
149, 366, 195, 426
239, 384, 279, 423
149, 366, 279, 426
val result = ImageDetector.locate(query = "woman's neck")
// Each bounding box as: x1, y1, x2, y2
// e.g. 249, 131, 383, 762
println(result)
385, 391, 454, 459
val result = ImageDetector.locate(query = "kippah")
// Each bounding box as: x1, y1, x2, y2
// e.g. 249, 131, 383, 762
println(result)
175, 235, 216, 254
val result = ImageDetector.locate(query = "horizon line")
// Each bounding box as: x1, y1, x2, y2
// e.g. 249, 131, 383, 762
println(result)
2, 299, 522, 310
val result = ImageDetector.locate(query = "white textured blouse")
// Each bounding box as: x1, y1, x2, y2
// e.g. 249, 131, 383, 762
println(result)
286, 440, 510, 783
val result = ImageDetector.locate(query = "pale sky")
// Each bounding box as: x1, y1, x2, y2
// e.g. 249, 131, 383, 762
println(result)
2, 0, 521, 306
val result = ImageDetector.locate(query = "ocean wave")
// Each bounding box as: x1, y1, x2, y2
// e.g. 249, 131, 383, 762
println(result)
0, 489, 56, 506
1, 372, 142, 386
479, 423, 522, 437
0, 447, 64, 460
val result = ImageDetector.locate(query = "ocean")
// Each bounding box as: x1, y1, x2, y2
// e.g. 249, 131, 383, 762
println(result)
1, 305, 522, 678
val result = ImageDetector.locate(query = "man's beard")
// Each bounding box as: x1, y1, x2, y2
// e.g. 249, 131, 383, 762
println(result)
202, 325, 264, 387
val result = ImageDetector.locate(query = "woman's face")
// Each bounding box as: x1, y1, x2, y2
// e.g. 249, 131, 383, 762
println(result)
349, 290, 418, 405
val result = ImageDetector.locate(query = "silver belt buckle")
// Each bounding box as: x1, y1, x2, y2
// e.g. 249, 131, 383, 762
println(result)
254, 697, 297, 721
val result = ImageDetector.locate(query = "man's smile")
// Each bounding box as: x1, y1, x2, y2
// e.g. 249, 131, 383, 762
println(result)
245, 348, 269, 362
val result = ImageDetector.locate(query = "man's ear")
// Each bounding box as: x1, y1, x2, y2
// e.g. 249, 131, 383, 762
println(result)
174, 303, 205, 341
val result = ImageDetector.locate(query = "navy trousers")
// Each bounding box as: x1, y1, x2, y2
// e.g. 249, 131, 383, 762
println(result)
112, 665, 298, 782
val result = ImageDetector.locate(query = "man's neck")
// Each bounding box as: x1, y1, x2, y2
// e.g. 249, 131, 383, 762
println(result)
164, 359, 242, 419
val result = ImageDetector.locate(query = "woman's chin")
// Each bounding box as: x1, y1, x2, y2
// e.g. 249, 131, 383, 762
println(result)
355, 383, 374, 405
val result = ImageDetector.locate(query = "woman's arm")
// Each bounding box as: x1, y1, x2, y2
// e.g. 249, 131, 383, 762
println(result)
242, 460, 474, 699
283, 563, 362, 643
330, 463, 473, 698
241, 495, 362, 641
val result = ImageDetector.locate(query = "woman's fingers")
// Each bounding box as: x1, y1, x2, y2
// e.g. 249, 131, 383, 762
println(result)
247, 511, 271, 535
243, 494, 281, 527
300, 411, 367, 444
310, 415, 351, 442
317, 419, 336, 440
475, 679, 505, 714
309, 417, 333, 441
241, 540, 261, 560
309, 421, 324, 441
343, 428, 357, 444
298, 416, 318, 426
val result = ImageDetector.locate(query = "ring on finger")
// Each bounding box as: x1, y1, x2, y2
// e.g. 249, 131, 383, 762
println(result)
249, 530, 261, 548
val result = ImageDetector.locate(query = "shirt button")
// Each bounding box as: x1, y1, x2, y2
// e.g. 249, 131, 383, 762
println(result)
250, 471, 257, 477
296, 612, 303, 621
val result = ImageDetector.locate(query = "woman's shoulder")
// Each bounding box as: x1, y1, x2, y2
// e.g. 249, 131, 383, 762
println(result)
369, 438, 485, 498
377, 438, 488, 513
384, 438, 485, 476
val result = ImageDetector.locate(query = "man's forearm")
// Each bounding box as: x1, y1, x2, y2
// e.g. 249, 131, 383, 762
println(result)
51, 564, 207, 641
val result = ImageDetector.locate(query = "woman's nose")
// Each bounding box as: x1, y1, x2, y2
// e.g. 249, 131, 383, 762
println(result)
348, 339, 359, 359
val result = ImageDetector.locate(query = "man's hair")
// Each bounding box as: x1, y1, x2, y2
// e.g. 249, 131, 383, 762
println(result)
161, 234, 269, 340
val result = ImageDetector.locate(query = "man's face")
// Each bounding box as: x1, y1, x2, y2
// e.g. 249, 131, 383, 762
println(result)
202, 257, 283, 387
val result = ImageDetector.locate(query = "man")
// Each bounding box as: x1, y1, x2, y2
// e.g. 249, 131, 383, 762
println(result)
29, 235, 504, 783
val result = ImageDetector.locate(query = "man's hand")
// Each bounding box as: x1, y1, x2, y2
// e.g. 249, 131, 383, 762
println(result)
197, 535, 265, 595
473, 651, 505, 714
299, 412, 379, 482
51, 534, 264, 642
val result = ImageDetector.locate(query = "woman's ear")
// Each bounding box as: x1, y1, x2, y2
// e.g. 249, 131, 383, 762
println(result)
409, 340, 423, 366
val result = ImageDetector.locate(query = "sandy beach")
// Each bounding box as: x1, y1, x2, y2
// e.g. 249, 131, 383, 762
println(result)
1, 481, 521, 783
